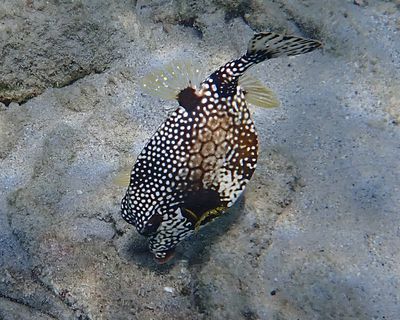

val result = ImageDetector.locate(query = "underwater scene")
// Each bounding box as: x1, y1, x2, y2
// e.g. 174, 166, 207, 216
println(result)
1, 0, 399, 319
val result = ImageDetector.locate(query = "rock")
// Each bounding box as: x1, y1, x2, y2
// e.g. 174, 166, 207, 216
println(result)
0, 0, 399, 319
0, 0, 136, 104
0, 297, 65, 320
354, 0, 367, 7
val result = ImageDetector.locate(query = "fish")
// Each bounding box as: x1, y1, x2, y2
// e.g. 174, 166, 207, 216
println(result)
121, 32, 322, 263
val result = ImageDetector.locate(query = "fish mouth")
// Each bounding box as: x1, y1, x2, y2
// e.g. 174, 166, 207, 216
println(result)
153, 249, 176, 264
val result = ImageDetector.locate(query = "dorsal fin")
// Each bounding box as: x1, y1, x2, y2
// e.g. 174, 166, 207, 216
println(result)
140, 60, 204, 101
113, 169, 131, 187
239, 74, 280, 109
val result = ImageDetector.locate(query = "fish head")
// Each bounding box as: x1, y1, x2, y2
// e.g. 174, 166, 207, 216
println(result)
147, 207, 195, 263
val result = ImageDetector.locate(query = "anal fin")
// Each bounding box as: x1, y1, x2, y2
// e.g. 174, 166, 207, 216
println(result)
239, 74, 280, 109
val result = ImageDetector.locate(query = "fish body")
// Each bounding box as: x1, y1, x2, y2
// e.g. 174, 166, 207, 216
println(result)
121, 32, 321, 263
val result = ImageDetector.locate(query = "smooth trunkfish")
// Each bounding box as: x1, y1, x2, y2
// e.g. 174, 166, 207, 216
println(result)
120, 32, 322, 263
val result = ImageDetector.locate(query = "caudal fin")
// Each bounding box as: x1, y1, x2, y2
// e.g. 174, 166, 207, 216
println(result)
245, 32, 322, 63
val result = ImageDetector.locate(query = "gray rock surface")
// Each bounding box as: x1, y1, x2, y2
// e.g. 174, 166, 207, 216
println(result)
1, 0, 399, 319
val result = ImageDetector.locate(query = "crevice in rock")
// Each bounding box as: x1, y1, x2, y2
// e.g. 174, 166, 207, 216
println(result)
223, 1, 249, 22
31, 268, 91, 320
0, 69, 104, 107
189, 275, 209, 315
97, 213, 125, 239
280, 6, 324, 40
177, 17, 204, 39
0, 294, 59, 320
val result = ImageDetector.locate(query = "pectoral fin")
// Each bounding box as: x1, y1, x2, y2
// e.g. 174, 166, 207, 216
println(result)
194, 206, 227, 231
181, 189, 227, 231
182, 206, 227, 232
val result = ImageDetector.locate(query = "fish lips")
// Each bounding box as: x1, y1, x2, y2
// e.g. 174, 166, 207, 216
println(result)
153, 249, 176, 264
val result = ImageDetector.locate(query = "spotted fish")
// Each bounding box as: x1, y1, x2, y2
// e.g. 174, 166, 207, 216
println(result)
121, 32, 322, 263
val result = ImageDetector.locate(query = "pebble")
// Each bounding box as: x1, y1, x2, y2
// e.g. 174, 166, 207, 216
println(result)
163, 287, 175, 293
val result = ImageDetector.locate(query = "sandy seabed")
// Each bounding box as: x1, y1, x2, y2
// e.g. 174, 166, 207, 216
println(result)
1, 0, 400, 319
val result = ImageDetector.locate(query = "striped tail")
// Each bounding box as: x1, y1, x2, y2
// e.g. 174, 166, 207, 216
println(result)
210, 33, 322, 86
245, 32, 322, 63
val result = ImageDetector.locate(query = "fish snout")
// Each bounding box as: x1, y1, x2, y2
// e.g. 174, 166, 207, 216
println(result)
153, 249, 176, 264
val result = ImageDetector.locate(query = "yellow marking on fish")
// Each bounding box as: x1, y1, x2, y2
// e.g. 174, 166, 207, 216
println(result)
194, 206, 227, 231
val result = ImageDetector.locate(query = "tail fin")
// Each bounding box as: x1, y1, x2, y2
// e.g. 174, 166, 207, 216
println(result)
245, 32, 322, 63
202, 32, 321, 94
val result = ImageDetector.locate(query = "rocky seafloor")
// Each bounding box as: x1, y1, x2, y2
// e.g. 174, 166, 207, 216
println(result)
1, 0, 400, 319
